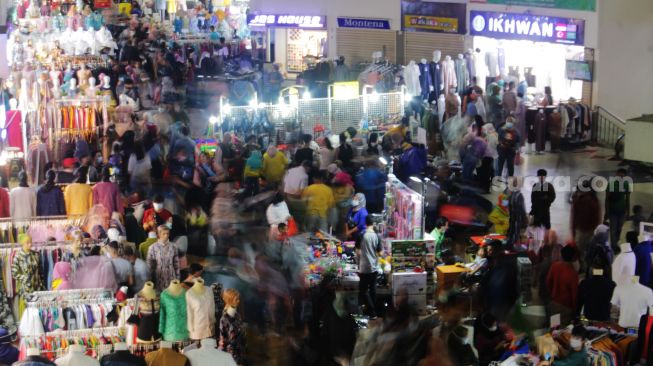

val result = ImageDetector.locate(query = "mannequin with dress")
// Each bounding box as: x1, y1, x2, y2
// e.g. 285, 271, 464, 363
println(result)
85, 77, 98, 98
429, 50, 443, 104
77, 64, 92, 92
220, 288, 245, 365
454, 54, 469, 95
404, 60, 421, 98
441, 55, 457, 96
418, 58, 432, 102
11, 234, 45, 318
159, 279, 188, 341
137, 281, 162, 343
186, 278, 216, 340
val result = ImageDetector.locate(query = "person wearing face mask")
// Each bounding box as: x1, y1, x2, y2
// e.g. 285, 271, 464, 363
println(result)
448, 325, 479, 366
142, 194, 172, 232
474, 312, 512, 366
543, 326, 589, 366
345, 193, 368, 242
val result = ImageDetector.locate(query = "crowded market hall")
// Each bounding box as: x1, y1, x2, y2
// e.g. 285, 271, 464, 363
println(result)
0, 0, 652, 364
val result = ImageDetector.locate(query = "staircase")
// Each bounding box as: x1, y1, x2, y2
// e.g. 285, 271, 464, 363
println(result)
592, 106, 625, 149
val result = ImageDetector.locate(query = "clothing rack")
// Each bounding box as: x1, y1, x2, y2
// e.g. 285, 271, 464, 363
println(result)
28, 287, 112, 301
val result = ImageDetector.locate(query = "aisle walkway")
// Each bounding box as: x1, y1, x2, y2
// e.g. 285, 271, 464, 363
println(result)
486, 146, 653, 241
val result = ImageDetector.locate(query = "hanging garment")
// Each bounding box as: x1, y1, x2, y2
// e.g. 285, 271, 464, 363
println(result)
159, 289, 188, 341
12, 249, 45, 297
36, 186, 66, 216
404, 62, 421, 97
10, 187, 36, 220
534, 111, 547, 152
186, 288, 215, 340
485, 51, 499, 77
429, 61, 442, 104
441, 59, 457, 95
146, 242, 179, 292
465, 53, 475, 80
418, 62, 431, 101
454, 58, 469, 95
549, 111, 562, 151
5, 110, 23, 151
144, 347, 189, 366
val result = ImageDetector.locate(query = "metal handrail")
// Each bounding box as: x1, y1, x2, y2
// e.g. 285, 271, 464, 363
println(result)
593, 105, 626, 149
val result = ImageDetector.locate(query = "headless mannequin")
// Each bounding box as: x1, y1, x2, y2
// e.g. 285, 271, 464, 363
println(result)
141, 281, 157, 300
404, 60, 421, 97
441, 55, 457, 96
612, 243, 636, 286
67, 78, 78, 98
77, 64, 91, 90
191, 278, 206, 294
167, 279, 184, 296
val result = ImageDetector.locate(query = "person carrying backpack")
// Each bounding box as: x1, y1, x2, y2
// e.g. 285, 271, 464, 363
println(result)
497, 121, 520, 178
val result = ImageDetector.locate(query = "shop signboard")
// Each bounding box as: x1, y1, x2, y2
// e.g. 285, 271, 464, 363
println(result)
470, 11, 585, 45
470, 0, 595, 12
401, 1, 467, 34
247, 14, 326, 29
94, 0, 111, 8
337, 17, 391, 30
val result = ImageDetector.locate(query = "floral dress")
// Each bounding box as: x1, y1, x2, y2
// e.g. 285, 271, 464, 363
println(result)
220, 309, 245, 365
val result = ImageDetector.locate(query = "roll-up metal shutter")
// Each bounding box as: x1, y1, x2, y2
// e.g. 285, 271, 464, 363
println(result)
336, 29, 397, 64
403, 32, 466, 63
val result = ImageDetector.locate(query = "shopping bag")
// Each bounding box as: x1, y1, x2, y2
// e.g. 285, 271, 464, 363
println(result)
514, 152, 523, 166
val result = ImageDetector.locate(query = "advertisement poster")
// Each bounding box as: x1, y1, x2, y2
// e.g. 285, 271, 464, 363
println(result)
470, 10, 585, 46
401, 1, 467, 34
471, 0, 595, 12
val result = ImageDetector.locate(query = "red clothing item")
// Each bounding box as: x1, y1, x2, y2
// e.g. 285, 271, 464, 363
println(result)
546, 261, 579, 309
142, 207, 172, 231
0, 188, 9, 217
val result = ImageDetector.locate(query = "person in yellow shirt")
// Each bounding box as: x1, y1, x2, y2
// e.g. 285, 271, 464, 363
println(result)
261, 146, 288, 187
301, 173, 335, 233
64, 167, 93, 216
488, 193, 510, 235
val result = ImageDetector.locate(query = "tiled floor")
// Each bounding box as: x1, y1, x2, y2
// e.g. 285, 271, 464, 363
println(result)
485, 145, 653, 242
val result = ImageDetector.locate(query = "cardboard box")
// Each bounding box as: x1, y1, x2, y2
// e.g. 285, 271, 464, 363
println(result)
391, 272, 427, 296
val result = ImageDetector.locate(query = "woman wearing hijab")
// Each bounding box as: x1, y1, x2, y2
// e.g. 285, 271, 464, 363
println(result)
261, 145, 288, 187
37, 170, 66, 216
51, 262, 73, 290
345, 193, 368, 243
243, 150, 262, 196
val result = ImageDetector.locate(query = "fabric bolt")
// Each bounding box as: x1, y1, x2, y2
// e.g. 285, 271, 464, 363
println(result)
147, 242, 180, 291
144, 347, 189, 366
64, 183, 93, 216
159, 289, 189, 341
186, 287, 215, 340
10, 186, 37, 220
219, 309, 245, 365
92, 182, 123, 214
36, 186, 66, 216
611, 281, 653, 327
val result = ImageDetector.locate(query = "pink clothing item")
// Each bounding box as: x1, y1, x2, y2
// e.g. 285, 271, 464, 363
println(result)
52, 261, 73, 290
72, 256, 118, 291
92, 182, 124, 214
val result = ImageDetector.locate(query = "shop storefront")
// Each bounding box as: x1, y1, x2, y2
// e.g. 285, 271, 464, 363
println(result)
469, 10, 590, 102
247, 14, 328, 73
401, 1, 467, 64
336, 17, 397, 64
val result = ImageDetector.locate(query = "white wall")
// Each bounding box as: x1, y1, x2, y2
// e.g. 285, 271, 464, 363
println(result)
595, 0, 653, 121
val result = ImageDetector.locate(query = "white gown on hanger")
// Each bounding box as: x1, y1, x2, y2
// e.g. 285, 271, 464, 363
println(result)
404, 61, 422, 97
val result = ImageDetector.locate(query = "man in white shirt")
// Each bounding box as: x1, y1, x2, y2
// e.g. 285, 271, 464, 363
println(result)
610, 277, 653, 327
123, 246, 149, 293
106, 241, 134, 287
283, 161, 311, 198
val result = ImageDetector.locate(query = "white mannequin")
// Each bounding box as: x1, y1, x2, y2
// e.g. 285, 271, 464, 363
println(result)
68, 78, 78, 98
432, 50, 441, 63
166, 279, 184, 297
52, 78, 62, 99
55, 344, 100, 366
612, 243, 636, 286
611, 274, 653, 328
404, 60, 421, 97
50, 65, 61, 85
457, 54, 464, 60
441, 55, 457, 96
85, 77, 97, 98
191, 278, 206, 294
101, 75, 111, 89
485, 50, 499, 78
185, 338, 236, 366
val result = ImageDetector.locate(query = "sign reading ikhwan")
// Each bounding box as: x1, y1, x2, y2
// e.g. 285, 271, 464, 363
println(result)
470, 11, 585, 46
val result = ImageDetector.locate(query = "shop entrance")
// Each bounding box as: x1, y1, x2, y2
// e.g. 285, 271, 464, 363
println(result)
473, 36, 585, 101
